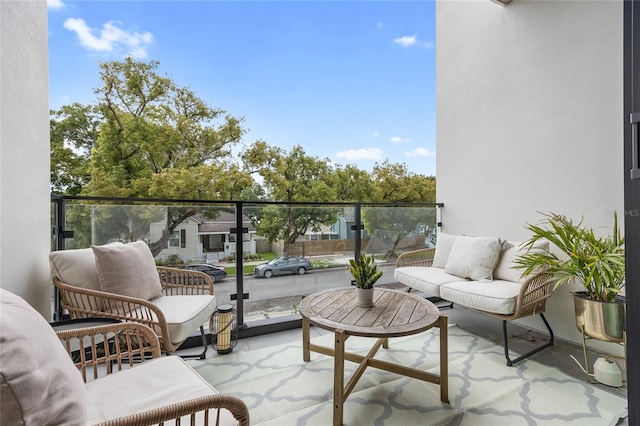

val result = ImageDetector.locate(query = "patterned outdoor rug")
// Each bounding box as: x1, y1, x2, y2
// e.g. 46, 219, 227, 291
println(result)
188, 325, 628, 425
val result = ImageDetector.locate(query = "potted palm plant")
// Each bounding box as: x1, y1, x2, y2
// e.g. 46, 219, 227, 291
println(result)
349, 253, 383, 308
513, 212, 626, 342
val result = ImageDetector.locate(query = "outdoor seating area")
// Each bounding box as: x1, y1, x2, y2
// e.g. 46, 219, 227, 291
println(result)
0, 261, 630, 425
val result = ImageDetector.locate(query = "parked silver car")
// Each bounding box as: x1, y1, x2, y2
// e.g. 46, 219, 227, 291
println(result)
253, 256, 312, 278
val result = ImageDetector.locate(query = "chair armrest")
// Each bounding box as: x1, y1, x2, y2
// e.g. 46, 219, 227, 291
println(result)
53, 277, 171, 345
395, 248, 436, 268
55, 322, 161, 382
158, 266, 214, 295
97, 394, 250, 426
510, 271, 554, 320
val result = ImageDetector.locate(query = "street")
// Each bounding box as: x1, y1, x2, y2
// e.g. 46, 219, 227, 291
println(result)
211, 262, 401, 321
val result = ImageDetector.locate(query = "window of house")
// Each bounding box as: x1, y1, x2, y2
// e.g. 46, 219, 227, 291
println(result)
169, 229, 186, 248
229, 233, 249, 243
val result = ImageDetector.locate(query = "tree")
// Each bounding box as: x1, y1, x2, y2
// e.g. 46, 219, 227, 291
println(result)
363, 161, 437, 258
87, 58, 246, 197
50, 103, 101, 195
332, 164, 375, 202
51, 58, 253, 255
242, 142, 340, 253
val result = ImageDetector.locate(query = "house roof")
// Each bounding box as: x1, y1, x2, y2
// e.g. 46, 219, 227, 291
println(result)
195, 211, 256, 234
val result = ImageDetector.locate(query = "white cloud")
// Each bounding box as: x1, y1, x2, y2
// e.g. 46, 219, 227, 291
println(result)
393, 35, 416, 47
48, 0, 64, 10
390, 136, 411, 143
63, 18, 153, 58
406, 147, 436, 157
336, 147, 384, 161
393, 34, 433, 49
377, 22, 383, 31
372, 131, 379, 137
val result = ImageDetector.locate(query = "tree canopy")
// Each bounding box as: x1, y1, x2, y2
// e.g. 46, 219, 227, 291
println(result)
51, 58, 253, 253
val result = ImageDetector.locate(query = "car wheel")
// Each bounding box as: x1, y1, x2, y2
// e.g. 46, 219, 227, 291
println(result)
210, 275, 216, 283
297, 267, 306, 275
264, 270, 273, 279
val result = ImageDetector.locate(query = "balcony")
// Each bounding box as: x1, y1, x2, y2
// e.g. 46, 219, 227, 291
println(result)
50, 195, 628, 424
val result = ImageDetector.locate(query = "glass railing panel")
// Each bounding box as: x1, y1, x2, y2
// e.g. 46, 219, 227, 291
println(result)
360, 205, 439, 258
52, 197, 441, 329
240, 204, 356, 322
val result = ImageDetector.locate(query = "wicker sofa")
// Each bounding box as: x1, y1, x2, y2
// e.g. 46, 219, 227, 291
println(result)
394, 233, 554, 365
0, 288, 249, 426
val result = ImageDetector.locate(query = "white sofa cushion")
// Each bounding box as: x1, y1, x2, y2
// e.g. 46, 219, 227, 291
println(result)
92, 240, 163, 301
49, 244, 123, 311
149, 295, 217, 346
440, 279, 523, 315
0, 289, 87, 426
432, 232, 457, 268
393, 266, 469, 297
494, 239, 550, 283
85, 356, 238, 425
445, 236, 502, 281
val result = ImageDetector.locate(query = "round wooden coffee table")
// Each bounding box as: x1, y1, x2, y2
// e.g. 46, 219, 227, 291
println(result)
299, 287, 448, 426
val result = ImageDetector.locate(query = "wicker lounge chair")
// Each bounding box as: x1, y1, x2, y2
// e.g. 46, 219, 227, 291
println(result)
50, 241, 217, 357
0, 288, 249, 426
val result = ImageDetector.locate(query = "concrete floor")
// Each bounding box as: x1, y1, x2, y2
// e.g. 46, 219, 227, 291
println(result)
178, 299, 628, 424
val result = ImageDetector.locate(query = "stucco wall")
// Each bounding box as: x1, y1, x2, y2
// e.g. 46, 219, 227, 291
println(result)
0, 1, 51, 317
436, 0, 624, 353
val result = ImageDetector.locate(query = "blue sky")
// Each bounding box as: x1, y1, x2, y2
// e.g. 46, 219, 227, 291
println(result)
47, 1, 436, 176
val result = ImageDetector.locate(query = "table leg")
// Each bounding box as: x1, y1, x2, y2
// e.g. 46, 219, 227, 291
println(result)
302, 317, 310, 362
334, 329, 346, 426
439, 315, 449, 403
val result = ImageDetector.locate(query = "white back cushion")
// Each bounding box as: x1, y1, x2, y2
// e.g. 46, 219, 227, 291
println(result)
0, 289, 86, 426
494, 239, 550, 283
49, 246, 110, 292
432, 232, 458, 268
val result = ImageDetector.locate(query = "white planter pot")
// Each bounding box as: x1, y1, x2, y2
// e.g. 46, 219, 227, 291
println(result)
356, 288, 374, 308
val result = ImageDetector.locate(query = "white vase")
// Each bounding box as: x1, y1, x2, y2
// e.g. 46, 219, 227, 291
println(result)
356, 287, 374, 308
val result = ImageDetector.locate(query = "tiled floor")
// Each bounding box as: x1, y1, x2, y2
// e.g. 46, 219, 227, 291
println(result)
178, 301, 628, 424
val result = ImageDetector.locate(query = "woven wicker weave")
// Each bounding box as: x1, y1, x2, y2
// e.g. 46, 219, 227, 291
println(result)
395, 248, 436, 268
56, 323, 250, 426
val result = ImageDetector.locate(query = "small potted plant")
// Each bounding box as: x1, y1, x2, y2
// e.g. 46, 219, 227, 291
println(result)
513, 212, 626, 342
349, 253, 383, 308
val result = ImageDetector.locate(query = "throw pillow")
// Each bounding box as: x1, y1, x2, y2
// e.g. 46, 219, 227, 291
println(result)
494, 239, 550, 283
49, 243, 124, 291
92, 240, 162, 300
0, 289, 87, 426
444, 235, 502, 281
432, 232, 458, 269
